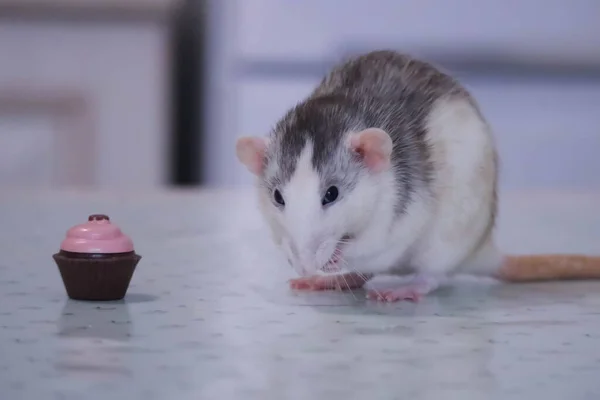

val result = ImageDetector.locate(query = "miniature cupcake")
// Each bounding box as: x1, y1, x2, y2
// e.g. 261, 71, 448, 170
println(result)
52, 214, 142, 301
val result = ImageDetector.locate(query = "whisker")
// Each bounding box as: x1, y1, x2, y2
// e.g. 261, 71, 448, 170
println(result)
338, 256, 350, 273
352, 269, 369, 285
327, 237, 378, 299
338, 264, 357, 301
338, 257, 356, 295
347, 264, 381, 299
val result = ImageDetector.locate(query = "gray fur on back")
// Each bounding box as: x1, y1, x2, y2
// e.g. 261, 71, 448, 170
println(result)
262, 50, 472, 213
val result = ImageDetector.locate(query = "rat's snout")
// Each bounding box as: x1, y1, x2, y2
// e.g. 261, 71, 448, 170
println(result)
282, 236, 322, 276
297, 251, 320, 276
296, 237, 330, 276
281, 237, 309, 276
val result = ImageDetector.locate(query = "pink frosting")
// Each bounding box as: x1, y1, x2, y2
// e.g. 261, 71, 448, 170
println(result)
60, 214, 134, 254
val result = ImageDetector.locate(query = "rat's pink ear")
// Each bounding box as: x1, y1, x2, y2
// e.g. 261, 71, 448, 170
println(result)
235, 136, 269, 175
348, 128, 393, 172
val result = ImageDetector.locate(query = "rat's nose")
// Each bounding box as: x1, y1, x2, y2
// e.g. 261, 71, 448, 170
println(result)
297, 251, 320, 275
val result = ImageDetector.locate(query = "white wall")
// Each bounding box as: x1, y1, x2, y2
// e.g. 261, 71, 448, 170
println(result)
203, 0, 600, 190
237, 0, 600, 64
0, 11, 171, 189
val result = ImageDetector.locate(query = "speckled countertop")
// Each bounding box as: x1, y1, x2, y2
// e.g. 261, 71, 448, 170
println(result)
1, 188, 600, 400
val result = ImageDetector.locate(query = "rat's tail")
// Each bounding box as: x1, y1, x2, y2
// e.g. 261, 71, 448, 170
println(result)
494, 254, 600, 282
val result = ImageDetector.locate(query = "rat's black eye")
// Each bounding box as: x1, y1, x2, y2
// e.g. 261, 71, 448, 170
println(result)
273, 189, 285, 206
322, 186, 339, 206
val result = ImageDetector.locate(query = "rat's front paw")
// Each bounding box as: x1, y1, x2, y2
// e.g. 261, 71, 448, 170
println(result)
289, 276, 325, 291
289, 276, 342, 291
289, 273, 371, 291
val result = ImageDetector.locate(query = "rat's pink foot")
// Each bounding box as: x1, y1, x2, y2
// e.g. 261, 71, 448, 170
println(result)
367, 286, 424, 302
290, 272, 372, 291
366, 274, 442, 302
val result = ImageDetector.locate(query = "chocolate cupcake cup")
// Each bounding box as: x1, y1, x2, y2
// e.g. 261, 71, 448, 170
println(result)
53, 251, 142, 301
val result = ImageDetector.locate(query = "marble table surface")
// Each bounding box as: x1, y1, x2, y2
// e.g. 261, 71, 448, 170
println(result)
1, 188, 600, 400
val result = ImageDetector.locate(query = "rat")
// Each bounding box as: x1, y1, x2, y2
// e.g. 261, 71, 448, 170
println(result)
235, 50, 600, 302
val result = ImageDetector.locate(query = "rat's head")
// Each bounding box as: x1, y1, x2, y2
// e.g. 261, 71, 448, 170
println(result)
235, 98, 395, 276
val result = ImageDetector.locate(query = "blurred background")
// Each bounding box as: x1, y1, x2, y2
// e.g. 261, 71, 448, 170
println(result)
0, 0, 599, 192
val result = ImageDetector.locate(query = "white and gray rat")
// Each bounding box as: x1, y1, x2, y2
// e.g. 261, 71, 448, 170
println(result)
236, 50, 600, 302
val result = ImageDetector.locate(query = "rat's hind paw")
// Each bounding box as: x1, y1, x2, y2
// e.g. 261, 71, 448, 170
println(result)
366, 287, 423, 302
365, 273, 442, 302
